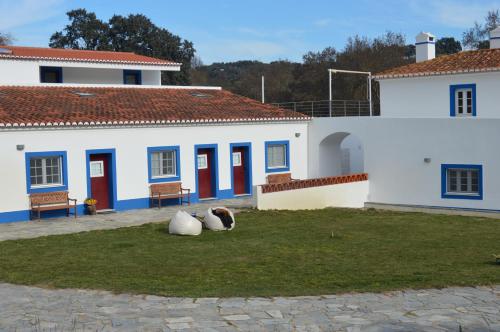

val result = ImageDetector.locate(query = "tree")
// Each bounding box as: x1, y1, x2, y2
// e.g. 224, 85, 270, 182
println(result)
462, 10, 500, 49
0, 32, 13, 45
436, 37, 462, 56
50, 9, 195, 84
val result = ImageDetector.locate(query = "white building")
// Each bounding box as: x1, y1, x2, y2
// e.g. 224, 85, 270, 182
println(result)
309, 30, 500, 213
0, 46, 308, 222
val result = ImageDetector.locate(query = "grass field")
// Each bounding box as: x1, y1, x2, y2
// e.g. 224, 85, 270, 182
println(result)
0, 208, 499, 297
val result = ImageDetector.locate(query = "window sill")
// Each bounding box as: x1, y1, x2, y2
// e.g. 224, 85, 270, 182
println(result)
148, 175, 181, 184
29, 184, 67, 194
266, 166, 290, 173
442, 192, 482, 200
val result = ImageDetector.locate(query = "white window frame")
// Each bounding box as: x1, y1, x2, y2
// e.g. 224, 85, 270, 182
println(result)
267, 144, 287, 169
446, 168, 479, 196
151, 150, 177, 179
232, 152, 242, 167
455, 88, 473, 117
90, 161, 105, 178
197, 154, 208, 169
29, 156, 63, 188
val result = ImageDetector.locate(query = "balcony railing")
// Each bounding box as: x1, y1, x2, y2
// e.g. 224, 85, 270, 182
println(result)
273, 100, 372, 117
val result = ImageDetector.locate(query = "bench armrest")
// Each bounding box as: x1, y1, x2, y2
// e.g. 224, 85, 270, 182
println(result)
181, 187, 190, 194
68, 198, 77, 204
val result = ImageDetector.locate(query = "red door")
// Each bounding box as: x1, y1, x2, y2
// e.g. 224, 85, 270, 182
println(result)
197, 148, 214, 199
232, 147, 247, 195
89, 154, 111, 210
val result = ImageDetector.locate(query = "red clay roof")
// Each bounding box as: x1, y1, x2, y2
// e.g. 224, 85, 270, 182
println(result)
0, 86, 308, 127
0, 46, 179, 66
374, 48, 500, 79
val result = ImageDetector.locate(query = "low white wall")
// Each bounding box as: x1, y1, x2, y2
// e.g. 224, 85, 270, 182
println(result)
257, 180, 369, 210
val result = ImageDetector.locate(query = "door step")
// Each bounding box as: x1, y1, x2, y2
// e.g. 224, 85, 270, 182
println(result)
96, 209, 116, 215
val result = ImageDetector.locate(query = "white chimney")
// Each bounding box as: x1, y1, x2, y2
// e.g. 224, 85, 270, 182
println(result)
490, 26, 500, 49
415, 32, 436, 62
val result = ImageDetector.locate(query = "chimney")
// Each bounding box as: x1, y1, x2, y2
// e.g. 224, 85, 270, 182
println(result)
415, 32, 436, 62
490, 26, 500, 49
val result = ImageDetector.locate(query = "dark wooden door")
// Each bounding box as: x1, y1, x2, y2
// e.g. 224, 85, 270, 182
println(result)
197, 148, 214, 199
90, 154, 111, 210
232, 147, 247, 195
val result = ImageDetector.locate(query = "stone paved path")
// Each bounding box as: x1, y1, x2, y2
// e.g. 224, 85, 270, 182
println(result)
0, 196, 255, 242
0, 283, 499, 331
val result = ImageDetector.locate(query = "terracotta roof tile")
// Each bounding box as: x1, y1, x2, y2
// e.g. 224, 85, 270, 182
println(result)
0, 46, 178, 66
374, 48, 500, 79
0, 86, 308, 127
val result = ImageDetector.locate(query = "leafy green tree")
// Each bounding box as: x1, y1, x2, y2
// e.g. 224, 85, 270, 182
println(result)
462, 10, 500, 49
436, 37, 462, 56
50, 9, 195, 84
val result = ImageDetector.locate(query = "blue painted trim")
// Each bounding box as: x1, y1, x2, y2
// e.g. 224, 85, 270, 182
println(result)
147, 146, 181, 183
229, 142, 253, 196
264, 140, 290, 173
25, 151, 68, 194
123, 70, 142, 85
40, 66, 63, 83
194, 144, 219, 202
449, 84, 476, 117
415, 41, 435, 45
441, 164, 483, 200
85, 149, 118, 209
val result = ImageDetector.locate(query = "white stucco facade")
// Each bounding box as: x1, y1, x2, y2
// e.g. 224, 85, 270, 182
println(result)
309, 117, 500, 211
0, 59, 173, 85
0, 122, 308, 221
379, 72, 500, 118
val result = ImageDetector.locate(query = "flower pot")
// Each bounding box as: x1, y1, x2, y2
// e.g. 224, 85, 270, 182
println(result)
86, 204, 97, 215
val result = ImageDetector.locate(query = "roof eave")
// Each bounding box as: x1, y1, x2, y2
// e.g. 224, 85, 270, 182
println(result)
374, 67, 500, 80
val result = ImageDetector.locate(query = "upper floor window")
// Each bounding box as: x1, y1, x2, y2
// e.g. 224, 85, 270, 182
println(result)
441, 164, 482, 200
450, 84, 476, 117
147, 146, 180, 183
123, 70, 142, 85
40, 66, 62, 83
25, 151, 68, 193
265, 141, 290, 173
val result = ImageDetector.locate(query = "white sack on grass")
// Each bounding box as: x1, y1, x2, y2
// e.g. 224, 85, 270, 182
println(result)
169, 210, 202, 236
204, 207, 235, 231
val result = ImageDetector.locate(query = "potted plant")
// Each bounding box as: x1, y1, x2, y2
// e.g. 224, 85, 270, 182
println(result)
84, 198, 98, 215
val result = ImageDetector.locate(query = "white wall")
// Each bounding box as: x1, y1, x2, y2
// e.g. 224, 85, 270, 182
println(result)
257, 181, 369, 210
0, 122, 308, 215
379, 72, 500, 118
0, 59, 170, 85
309, 117, 500, 211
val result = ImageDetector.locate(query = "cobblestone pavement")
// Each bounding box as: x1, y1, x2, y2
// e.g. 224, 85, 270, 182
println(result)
0, 196, 255, 242
0, 283, 499, 331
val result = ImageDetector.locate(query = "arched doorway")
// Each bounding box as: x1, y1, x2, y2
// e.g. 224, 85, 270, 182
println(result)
318, 132, 364, 178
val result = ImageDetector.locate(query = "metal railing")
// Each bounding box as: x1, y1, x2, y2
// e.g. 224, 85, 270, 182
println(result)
273, 100, 371, 117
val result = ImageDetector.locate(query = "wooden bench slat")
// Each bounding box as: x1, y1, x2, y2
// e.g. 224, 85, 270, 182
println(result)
150, 182, 190, 208
29, 191, 77, 220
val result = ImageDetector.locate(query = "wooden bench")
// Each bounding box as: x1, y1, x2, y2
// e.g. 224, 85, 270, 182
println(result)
266, 172, 298, 184
29, 191, 77, 221
150, 182, 190, 208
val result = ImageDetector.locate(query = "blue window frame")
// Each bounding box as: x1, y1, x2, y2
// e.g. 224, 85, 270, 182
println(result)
450, 84, 476, 117
265, 140, 290, 173
147, 146, 181, 183
441, 164, 483, 200
25, 151, 68, 193
123, 70, 142, 85
40, 66, 62, 83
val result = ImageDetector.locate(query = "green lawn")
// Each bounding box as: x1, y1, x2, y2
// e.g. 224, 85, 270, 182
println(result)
0, 208, 499, 297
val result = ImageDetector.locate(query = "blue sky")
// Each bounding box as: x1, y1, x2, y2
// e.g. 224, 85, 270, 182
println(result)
1, 0, 499, 64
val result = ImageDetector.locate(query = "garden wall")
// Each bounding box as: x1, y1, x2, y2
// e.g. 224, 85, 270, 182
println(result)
257, 174, 369, 210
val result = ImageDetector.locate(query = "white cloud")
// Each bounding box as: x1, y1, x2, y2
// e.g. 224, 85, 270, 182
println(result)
314, 18, 332, 27
0, 0, 64, 30
408, 0, 500, 28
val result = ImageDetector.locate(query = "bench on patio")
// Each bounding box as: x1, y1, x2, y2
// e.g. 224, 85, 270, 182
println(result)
149, 182, 190, 208
266, 172, 298, 184
29, 191, 77, 221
